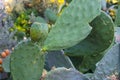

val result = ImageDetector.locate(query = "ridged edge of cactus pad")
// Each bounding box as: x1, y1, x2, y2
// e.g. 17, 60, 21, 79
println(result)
45, 50, 75, 70
45, 67, 89, 80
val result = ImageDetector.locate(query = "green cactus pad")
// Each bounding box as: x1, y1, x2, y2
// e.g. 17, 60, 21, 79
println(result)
65, 11, 114, 56
92, 44, 120, 80
69, 53, 104, 73
115, 5, 120, 26
78, 53, 105, 73
45, 67, 89, 80
30, 22, 48, 42
45, 50, 75, 71
11, 39, 45, 80
43, 0, 101, 50
78, 40, 115, 73
69, 39, 115, 73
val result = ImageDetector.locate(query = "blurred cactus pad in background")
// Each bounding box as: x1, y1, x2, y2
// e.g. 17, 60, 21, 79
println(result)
0, 0, 120, 80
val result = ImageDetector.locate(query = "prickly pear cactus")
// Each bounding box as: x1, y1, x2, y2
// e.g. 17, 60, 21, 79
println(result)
10, 39, 45, 80
65, 11, 114, 56
115, 5, 120, 26
44, 8, 57, 24
34, 16, 46, 23
68, 40, 114, 73
45, 67, 89, 80
78, 52, 106, 73
43, 0, 101, 50
30, 22, 48, 42
45, 50, 75, 71
92, 44, 120, 80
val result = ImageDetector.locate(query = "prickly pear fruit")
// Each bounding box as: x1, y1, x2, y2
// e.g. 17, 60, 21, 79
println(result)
34, 16, 46, 23
44, 8, 57, 24
30, 22, 48, 42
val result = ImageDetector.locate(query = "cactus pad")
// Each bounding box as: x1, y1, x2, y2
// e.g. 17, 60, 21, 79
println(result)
10, 39, 45, 80
45, 67, 89, 80
65, 11, 114, 56
45, 50, 74, 71
115, 5, 120, 26
92, 44, 120, 80
43, 0, 101, 50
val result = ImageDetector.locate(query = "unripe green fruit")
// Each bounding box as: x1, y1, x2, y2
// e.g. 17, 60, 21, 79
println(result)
30, 22, 48, 42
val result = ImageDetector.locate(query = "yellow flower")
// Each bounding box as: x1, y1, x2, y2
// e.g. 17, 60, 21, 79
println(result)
112, 0, 118, 3
110, 12, 115, 16
109, 9, 116, 16
50, 0, 55, 3
58, 0, 64, 4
